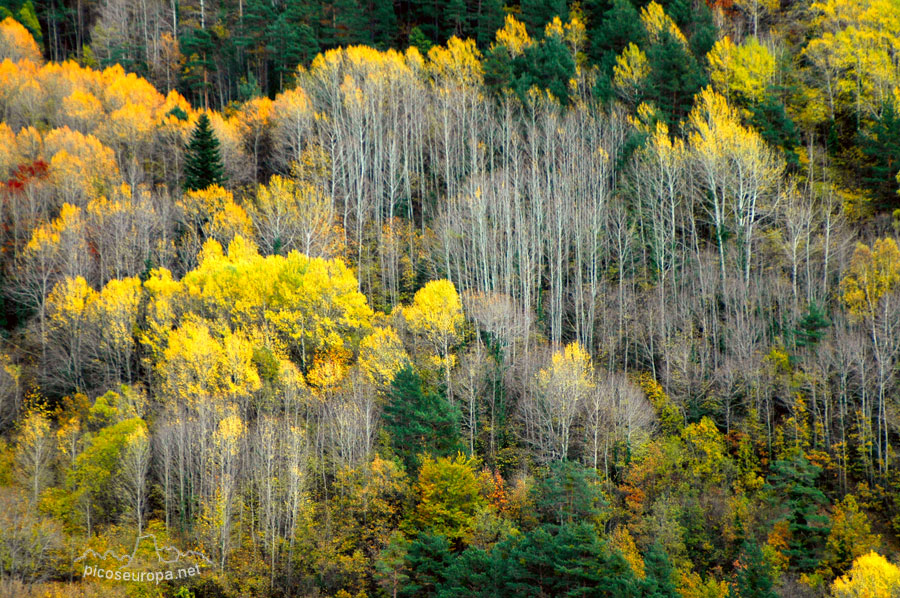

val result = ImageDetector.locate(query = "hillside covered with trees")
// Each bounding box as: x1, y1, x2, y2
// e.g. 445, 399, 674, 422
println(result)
1, 0, 900, 597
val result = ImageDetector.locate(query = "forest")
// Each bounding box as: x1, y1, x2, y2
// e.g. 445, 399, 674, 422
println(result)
1, 0, 900, 597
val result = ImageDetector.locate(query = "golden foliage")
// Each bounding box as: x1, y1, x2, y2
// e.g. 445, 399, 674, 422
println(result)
707, 36, 776, 103
832, 552, 900, 598
494, 15, 531, 57
840, 238, 900, 320
0, 16, 42, 63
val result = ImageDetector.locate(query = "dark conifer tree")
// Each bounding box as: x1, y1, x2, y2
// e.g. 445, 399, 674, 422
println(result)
520, 0, 568, 36
644, 28, 705, 125
640, 543, 680, 598
183, 113, 225, 192
731, 541, 779, 598
766, 454, 831, 572
382, 366, 461, 472
860, 102, 900, 208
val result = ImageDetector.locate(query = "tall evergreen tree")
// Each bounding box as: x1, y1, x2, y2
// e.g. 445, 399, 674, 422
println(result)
502, 523, 638, 597
793, 302, 831, 350
371, 0, 398, 49
515, 31, 576, 105
749, 91, 800, 169
766, 454, 831, 572
644, 29, 705, 125
520, 0, 568, 36
532, 461, 605, 526
731, 540, 779, 598
859, 102, 900, 209
587, 0, 645, 69
475, 0, 505, 47
183, 113, 225, 192
382, 366, 461, 472
640, 543, 680, 598
400, 533, 454, 598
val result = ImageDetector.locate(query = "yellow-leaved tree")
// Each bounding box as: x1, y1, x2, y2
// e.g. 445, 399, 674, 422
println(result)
832, 551, 900, 598
839, 237, 900, 477
402, 279, 465, 397
0, 16, 42, 63
707, 36, 776, 105
178, 185, 253, 266
358, 326, 410, 390
494, 15, 531, 57
803, 0, 900, 125
250, 174, 337, 257
840, 238, 900, 321
688, 87, 783, 285
613, 43, 650, 105
530, 341, 595, 462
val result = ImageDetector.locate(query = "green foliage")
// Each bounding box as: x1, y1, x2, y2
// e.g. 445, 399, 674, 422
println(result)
520, 0, 569, 36
532, 460, 605, 526
643, 28, 705, 125
409, 26, 433, 56
65, 416, 147, 526
859, 102, 900, 208
382, 366, 461, 472
441, 547, 498, 596
400, 532, 454, 598
412, 453, 485, 544
640, 543, 680, 598
485, 24, 576, 105
587, 0, 646, 69
748, 91, 800, 168
793, 302, 831, 350
516, 30, 576, 104
766, 454, 831, 572
502, 522, 638, 597
183, 113, 225, 192
15, 1, 39, 44
731, 540, 779, 598
475, 0, 505, 47
825, 495, 880, 576
263, 0, 320, 88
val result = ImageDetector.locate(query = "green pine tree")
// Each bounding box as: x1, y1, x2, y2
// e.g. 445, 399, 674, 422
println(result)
515, 31, 576, 105
587, 0, 645, 70
443, 0, 467, 37
382, 366, 461, 472
749, 90, 800, 169
532, 461, 605, 526
443, 546, 503, 598
730, 540, 779, 598
859, 102, 900, 209
409, 26, 433, 56
793, 302, 831, 350
183, 113, 225, 192
502, 523, 638, 597
371, 0, 398, 49
640, 543, 680, 598
766, 454, 831, 572
644, 28, 705, 125
520, 0, 568, 37
400, 533, 454, 598
475, 0, 504, 47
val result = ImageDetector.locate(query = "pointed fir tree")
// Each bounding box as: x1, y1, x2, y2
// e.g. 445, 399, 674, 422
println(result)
641, 543, 680, 598
731, 540, 779, 598
382, 366, 461, 472
183, 113, 225, 192
766, 453, 831, 572
794, 302, 831, 350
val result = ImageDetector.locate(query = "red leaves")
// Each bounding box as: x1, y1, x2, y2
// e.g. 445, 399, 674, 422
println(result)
4, 159, 48, 192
